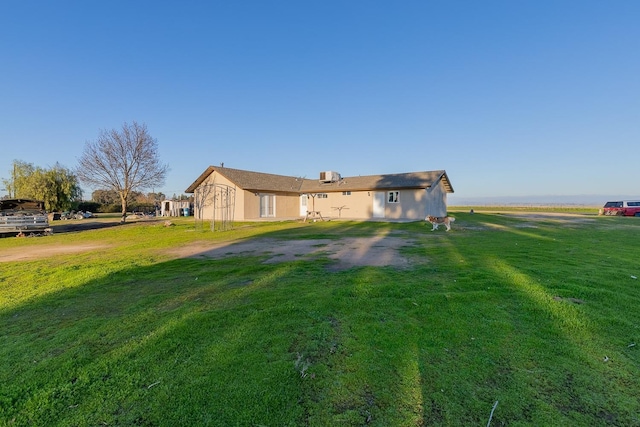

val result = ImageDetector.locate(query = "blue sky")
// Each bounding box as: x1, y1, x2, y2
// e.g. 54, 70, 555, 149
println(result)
1, 1, 639, 203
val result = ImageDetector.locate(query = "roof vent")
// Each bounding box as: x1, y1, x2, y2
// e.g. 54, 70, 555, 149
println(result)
320, 171, 341, 183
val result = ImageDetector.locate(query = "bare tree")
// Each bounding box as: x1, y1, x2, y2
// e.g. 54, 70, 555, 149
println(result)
76, 122, 168, 222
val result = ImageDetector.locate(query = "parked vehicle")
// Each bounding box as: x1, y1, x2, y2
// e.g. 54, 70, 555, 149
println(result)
601, 201, 640, 216
60, 210, 92, 220
60, 211, 77, 220
0, 199, 49, 234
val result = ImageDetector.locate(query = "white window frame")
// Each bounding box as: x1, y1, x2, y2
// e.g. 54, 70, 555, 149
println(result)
260, 194, 276, 217
388, 191, 399, 203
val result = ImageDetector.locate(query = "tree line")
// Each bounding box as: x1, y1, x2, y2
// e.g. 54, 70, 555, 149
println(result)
1, 161, 82, 212
1, 122, 171, 222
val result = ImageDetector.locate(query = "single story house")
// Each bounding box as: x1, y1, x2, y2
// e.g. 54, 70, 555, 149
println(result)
185, 166, 454, 222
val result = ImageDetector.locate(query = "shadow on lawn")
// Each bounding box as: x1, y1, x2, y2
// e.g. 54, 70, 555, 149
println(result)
2, 216, 639, 426
50, 217, 164, 234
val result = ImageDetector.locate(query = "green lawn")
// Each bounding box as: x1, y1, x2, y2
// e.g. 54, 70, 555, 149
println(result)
1, 212, 639, 426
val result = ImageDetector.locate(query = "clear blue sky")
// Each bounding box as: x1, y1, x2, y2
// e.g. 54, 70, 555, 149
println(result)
1, 1, 639, 202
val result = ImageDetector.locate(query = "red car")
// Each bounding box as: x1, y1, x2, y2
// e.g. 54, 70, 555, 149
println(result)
601, 201, 640, 216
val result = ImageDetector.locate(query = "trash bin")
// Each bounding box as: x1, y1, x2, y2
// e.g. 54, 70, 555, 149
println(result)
183, 208, 190, 216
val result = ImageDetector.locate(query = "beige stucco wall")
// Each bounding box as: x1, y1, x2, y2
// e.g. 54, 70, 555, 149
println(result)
385, 189, 428, 220
308, 189, 426, 220
307, 191, 373, 219
425, 180, 448, 217
243, 192, 300, 220
242, 191, 258, 220
192, 171, 246, 221
307, 182, 448, 221
192, 171, 303, 221
275, 193, 301, 218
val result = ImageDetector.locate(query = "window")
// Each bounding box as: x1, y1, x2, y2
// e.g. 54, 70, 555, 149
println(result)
317, 193, 328, 199
604, 201, 623, 208
388, 191, 399, 203
342, 191, 351, 196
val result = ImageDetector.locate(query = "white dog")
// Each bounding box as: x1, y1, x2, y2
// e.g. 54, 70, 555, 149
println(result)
426, 215, 455, 231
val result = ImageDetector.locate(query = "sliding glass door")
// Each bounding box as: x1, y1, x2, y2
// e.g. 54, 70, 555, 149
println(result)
260, 194, 275, 217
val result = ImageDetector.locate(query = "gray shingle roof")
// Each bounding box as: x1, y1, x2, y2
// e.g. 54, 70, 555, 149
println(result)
300, 170, 453, 192
186, 167, 453, 194
185, 167, 304, 193
215, 167, 304, 192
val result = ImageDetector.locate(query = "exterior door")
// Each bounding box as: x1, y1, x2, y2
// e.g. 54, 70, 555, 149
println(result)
300, 194, 308, 216
373, 192, 385, 218
260, 194, 275, 217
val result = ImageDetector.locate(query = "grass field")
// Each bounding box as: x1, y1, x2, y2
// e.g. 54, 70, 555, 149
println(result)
1, 211, 639, 426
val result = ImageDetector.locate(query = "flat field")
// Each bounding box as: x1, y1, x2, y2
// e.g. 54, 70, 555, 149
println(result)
1, 211, 639, 426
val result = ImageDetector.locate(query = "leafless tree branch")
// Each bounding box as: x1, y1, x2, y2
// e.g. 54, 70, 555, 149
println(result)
76, 121, 168, 222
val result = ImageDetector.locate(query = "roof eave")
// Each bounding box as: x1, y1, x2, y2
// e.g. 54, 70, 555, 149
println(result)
439, 171, 455, 193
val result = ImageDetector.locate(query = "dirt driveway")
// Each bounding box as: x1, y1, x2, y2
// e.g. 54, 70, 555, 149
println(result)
0, 232, 415, 270
0, 243, 109, 262
164, 235, 414, 270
